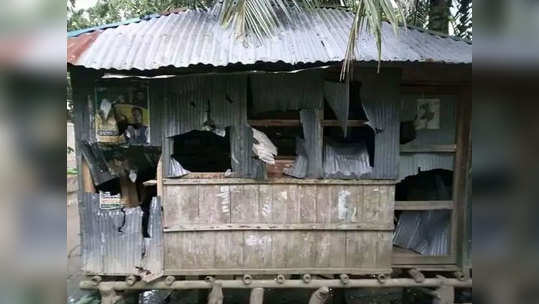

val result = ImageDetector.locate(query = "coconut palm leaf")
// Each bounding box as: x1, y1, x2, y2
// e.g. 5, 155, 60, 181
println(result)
341, 0, 413, 80
215, 0, 413, 77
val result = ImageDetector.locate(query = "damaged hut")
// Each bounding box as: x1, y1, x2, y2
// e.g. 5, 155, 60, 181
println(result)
68, 7, 472, 303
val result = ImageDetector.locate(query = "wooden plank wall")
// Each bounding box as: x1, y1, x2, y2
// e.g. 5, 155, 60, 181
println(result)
163, 182, 394, 275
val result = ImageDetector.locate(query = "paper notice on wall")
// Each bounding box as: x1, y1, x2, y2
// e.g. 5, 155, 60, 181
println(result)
99, 191, 121, 209
415, 98, 440, 130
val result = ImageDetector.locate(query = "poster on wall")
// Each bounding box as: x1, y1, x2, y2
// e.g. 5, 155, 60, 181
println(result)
95, 84, 150, 144
415, 98, 440, 130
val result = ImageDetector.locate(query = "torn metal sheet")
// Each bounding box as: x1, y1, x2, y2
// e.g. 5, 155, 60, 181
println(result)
356, 69, 401, 179
164, 75, 246, 137
252, 128, 278, 165
163, 75, 263, 179
393, 210, 450, 256
249, 71, 324, 114
79, 193, 144, 274
323, 140, 372, 179
324, 81, 350, 137
140, 197, 164, 282
79, 141, 118, 185
168, 158, 191, 178
283, 138, 308, 178
300, 109, 323, 178
230, 125, 267, 180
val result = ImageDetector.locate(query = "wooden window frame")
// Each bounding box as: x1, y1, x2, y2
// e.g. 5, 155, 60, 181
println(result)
392, 85, 471, 269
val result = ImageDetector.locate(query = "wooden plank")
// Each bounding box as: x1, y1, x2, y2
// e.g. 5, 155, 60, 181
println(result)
376, 232, 393, 268
163, 185, 199, 227
230, 185, 259, 223
81, 158, 96, 193
119, 174, 139, 207
271, 231, 288, 268
346, 232, 376, 268
332, 185, 359, 223
198, 185, 230, 224
285, 185, 300, 223
455, 86, 472, 269
395, 201, 454, 210
215, 231, 243, 268
298, 185, 317, 223
164, 233, 183, 270
244, 231, 272, 268
328, 232, 346, 268
288, 231, 315, 268
313, 232, 331, 267
381, 186, 395, 225
362, 186, 382, 223
271, 185, 289, 224
143, 180, 157, 186
258, 185, 273, 224
157, 157, 163, 197
400, 144, 457, 153
316, 185, 331, 223
163, 267, 392, 275
164, 223, 394, 232
164, 178, 397, 185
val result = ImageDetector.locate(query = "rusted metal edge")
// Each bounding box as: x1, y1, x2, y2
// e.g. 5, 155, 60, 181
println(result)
81, 278, 472, 290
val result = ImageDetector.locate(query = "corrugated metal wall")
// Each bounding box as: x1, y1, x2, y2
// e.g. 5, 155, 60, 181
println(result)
161, 74, 266, 178
79, 193, 144, 274
399, 95, 457, 180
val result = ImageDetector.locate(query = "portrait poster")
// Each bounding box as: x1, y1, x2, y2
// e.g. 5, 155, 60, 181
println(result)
95, 84, 150, 144
415, 98, 440, 130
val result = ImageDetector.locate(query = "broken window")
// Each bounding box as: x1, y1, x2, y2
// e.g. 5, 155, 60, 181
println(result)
322, 81, 375, 179
247, 110, 304, 178
171, 130, 231, 173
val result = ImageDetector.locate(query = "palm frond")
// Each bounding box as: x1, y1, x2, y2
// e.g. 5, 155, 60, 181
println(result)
340, 0, 414, 80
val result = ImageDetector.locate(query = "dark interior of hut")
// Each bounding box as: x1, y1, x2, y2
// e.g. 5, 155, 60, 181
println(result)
171, 129, 232, 173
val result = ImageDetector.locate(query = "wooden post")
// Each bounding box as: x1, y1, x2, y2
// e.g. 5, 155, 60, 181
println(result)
99, 286, 123, 304
81, 158, 96, 193
308, 286, 330, 304
249, 288, 264, 304
157, 156, 163, 197
207, 282, 223, 304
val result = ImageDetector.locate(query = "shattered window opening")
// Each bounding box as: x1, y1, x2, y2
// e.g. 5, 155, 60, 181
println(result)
171, 129, 232, 173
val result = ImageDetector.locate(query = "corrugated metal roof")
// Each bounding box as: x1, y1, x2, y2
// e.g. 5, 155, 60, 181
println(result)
67, 8, 471, 71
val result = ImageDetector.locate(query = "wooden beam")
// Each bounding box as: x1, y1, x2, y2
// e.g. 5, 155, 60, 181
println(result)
454, 86, 472, 268
247, 119, 368, 127
395, 201, 454, 211
81, 158, 96, 193
164, 223, 394, 232
163, 178, 397, 185
400, 144, 457, 153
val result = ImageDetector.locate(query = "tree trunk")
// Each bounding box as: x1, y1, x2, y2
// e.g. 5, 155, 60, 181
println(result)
428, 0, 450, 34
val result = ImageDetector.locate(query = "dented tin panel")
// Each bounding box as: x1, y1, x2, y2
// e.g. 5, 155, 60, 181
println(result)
140, 197, 165, 281
79, 193, 144, 274
79, 194, 165, 277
